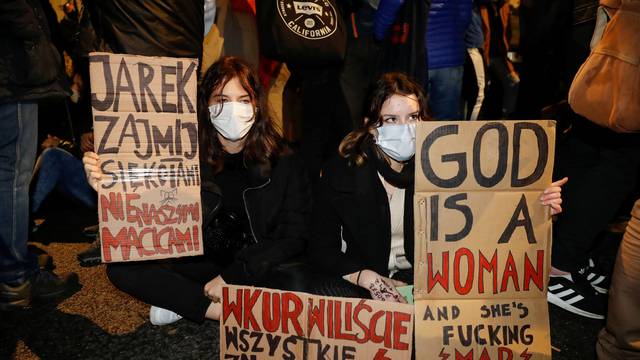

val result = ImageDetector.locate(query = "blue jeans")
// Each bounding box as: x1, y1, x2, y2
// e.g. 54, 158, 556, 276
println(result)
0, 102, 39, 283
427, 66, 464, 120
31, 147, 97, 213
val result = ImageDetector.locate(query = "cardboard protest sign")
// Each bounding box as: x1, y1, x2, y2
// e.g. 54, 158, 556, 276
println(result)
413, 121, 555, 359
89, 53, 202, 263
220, 285, 414, 360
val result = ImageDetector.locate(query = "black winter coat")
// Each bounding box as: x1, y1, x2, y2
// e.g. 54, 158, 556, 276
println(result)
200, 151, 312, 285
309, 156, 415, 277
87, 0, 204, 59
0, 0, 69, 103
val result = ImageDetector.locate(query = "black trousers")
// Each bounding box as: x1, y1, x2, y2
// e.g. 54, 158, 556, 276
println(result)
552, 120, 640, 272
106, 257, 311, 323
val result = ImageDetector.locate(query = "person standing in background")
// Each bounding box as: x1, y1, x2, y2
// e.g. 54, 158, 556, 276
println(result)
480, 0, 520, 119
426, 0, 472, 120
0, 0, 79, 310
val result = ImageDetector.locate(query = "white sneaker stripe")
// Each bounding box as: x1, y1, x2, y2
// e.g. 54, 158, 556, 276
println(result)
587, 273, 596, 280
556, 289, 576, 298
564, 295, 584, 305
591, 276, 606, 285
548, 284, 564, 291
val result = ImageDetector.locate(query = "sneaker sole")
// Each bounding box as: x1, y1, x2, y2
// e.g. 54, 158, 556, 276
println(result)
547, 292, 605, 320
0, 298, 30, 311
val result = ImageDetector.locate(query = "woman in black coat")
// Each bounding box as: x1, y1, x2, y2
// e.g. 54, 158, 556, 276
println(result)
83, 57, 311, 325
308, 72, 566, 303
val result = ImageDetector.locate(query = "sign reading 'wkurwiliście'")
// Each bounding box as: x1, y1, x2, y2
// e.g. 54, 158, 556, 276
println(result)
89, 53, 202, 263
220, 285, 414, 360
414, 121, 556, 360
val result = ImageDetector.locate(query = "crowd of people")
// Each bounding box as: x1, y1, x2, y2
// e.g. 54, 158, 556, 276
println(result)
1, 0, 638, 358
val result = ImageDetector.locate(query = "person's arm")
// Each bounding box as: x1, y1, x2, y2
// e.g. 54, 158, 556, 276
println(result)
307, 170, 365, 277
220, 154, 312, 284
0, 0, 42, 40
373, 0, 405, 41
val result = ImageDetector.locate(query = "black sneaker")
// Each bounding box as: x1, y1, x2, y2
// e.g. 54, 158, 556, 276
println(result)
585, 258, 610, 294
31, 269, 79, 300
0, 279, 32, 310
547, 272, 607, 319
82, 224, 99, 239
77, 240, 102, 267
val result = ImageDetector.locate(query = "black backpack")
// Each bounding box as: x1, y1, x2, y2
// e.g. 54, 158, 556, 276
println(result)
256, 0, 347, 65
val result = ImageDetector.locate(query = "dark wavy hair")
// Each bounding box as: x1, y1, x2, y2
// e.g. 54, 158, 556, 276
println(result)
198, 57, 286, 173
338, 72, 430, 166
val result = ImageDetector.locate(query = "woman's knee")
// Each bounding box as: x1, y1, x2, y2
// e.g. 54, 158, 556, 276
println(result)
106, 263, 134, 291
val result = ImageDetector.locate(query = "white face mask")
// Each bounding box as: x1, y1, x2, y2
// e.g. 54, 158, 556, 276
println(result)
209, 101, 255, 141
375, 123, 416, 161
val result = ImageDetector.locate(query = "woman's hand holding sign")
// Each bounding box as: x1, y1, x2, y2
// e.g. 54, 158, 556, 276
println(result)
348, 270, 407, 303
203, 275, 226, 320
541, 177, 568, 216
83, 152, 102, 192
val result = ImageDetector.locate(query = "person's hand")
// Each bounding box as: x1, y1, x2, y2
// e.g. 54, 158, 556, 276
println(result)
541, 177, 568, 215
41, 134, 61, 149
82, 152, 102, 191
204, 275, 226, 303
80, 132, 94, 153
357, 270, 407, 303
508, 71, 520, 85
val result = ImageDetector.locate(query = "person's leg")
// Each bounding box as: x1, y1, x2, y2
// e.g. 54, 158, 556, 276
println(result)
106, 257, 220, 323
339, 36, 380, 129
596, 199, 640, 359
295, 66, 342, 185
0, 102, 39, 283
467, 48, 486, 121
553, 127, 640, 273
31, 148, 64, 213
50, 149, 97, 209
427, 66, 464, 120
489, 57, 519, 118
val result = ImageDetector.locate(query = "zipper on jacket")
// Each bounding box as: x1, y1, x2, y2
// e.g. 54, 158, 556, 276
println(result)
204, 195, 222, 229
242, 179, 271, 244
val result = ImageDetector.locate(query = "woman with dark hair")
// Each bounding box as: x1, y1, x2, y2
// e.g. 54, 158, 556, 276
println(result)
83, 57, 311, 325
308, 72, 567, 302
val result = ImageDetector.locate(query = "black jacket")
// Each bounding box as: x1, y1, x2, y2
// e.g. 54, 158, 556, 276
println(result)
87, 0, 203, 59
309, 156, 414, 277
201, 151, 312, 285
0, 0, 69, 103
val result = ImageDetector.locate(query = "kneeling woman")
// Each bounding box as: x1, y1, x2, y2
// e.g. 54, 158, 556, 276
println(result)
83, 57, 311, 324
308, 72, 566, 302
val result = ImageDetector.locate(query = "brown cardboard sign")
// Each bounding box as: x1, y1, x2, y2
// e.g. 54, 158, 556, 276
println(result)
89, 52, 202, 263
414, 121, 555, 359
220, 285, 414, 360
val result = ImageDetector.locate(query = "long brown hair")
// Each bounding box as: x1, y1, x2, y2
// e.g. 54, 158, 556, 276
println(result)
198, 57, 285, 173
338, 72, 430, 166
